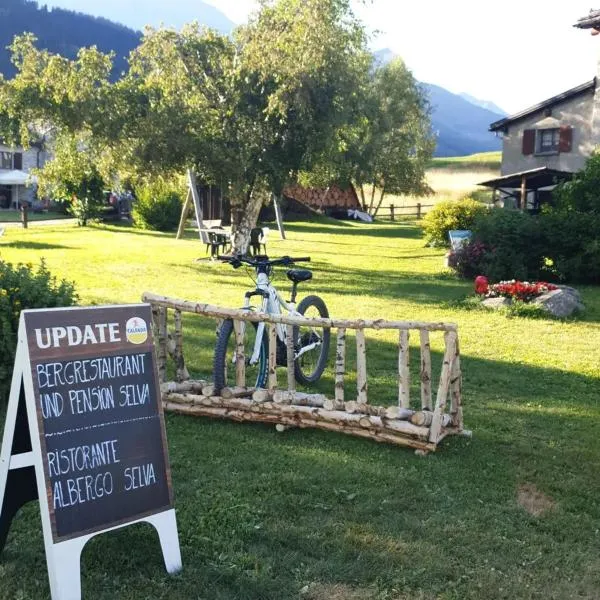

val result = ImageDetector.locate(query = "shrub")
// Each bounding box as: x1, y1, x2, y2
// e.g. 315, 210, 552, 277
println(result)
422, 198, 488, 247
0, 260, 77, 404
447, 240, 490, 279
132, 180, 184, 232
469, 209, 546, 282
540, 210, 600, 284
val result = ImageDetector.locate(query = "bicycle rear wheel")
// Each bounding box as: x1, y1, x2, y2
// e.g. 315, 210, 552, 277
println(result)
213, 319, 268, 392
293, 295, 330, 385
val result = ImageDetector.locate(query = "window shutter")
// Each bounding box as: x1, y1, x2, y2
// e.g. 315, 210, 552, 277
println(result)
522, 129, 535, 155
13, 152, 23, 170
559, 126, 572, 153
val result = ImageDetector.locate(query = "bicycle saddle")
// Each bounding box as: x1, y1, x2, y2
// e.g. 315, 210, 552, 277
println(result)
286, 269, 313, 283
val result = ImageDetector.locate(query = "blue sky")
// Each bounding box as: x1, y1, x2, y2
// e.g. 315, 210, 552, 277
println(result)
43, 0, 600, 114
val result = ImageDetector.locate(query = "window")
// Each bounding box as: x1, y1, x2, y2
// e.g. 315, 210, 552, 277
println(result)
537, 128, 560, 154
0, 151, 12, 170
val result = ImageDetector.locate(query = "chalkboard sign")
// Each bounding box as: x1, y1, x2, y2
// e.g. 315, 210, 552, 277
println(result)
0, 304, 181, 599
23, 305, 173, 541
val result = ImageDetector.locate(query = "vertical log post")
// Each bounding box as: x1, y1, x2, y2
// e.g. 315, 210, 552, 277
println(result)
417, 203, 422, 220
157, 307, 168, 384
286, 323, 296, 392
233, 320, 246, 388
449, 335, 463, 428
398, 330, 410, 408
20, 203, 28, 229
173, 309, 189, 382
390, 204, 395, 221
428, 331, 457, 443
419, 329, 432, 411
268, 323, 278, 393
335, 328, 346, 403
356, 329, 368, 404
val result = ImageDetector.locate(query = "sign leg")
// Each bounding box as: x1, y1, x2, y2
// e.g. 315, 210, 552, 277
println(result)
145, 510, 182, 574
47, 538, 86, 600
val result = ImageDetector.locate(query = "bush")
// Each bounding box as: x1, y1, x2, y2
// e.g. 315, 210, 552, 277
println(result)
469, 208, 546, 282
132, 180, 184, 232
540, 210, 600, 284
0, 260, 77, 404
422, 198, 488, 247
447, 240, 490, 279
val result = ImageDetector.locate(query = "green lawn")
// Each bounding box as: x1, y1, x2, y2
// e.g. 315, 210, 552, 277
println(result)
0, 220, 599, 599
0, 210, 70, 223
430, 152, 502, 171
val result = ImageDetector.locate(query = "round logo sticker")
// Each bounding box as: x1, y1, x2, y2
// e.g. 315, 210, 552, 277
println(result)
125, 317, 148, 345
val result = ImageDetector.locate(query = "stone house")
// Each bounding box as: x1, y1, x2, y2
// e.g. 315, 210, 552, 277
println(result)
479, 10, 600, 210
0, 142, 47, 209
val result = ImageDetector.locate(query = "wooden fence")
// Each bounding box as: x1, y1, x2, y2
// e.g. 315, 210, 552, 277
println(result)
375, 203, 434, 221
142, 292, 470, 454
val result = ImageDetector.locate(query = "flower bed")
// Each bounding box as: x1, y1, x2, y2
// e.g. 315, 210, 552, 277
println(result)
474, 276, 558, 302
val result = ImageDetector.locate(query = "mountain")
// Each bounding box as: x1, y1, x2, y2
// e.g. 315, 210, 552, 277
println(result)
424, 83, 502, 157
0, 0, 141, 78
459, 93, 507, 117
374, 48, 502, 157
0, 0, 235, 80
43, 0, 236, 35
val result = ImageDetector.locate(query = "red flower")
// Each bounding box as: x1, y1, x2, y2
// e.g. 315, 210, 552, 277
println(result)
474, 275, 489, 295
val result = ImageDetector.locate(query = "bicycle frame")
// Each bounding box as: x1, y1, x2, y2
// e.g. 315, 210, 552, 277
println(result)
240, 271, 320, 365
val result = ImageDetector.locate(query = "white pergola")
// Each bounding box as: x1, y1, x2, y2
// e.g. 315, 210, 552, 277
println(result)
0, 170, 37, 208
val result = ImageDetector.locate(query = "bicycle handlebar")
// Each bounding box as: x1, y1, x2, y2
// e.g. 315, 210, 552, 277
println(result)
217, 255, 310, 269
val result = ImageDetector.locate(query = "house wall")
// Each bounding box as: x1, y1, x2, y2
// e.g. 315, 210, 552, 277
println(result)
0, 144, 47, 205
500, 89, 595, 176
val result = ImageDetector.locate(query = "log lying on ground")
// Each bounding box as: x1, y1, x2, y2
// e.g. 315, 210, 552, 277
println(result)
273, 391, 328, 407
163, 393, 430, 440
160, 380, 207, 395
163, 401, 435, 451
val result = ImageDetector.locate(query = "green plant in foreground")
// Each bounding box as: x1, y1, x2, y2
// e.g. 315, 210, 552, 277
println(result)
0, 260, 77, 404
422, 197, 487, 246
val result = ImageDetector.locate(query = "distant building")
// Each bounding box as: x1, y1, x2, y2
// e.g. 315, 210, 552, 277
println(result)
0, 142, 47, 210
479, 10, 600, 211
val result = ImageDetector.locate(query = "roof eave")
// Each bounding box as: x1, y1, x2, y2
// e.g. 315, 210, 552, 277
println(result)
489, 79, 596, 132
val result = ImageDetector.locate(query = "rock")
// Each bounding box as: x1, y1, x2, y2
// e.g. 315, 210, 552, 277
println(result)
532, 288, 585, 318
482, 297, 511, 310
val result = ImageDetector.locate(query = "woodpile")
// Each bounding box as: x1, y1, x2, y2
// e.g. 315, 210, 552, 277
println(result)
282, 184, 360, 210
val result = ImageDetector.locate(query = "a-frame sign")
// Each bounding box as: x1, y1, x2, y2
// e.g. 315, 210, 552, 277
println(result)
0, 304, 182, 599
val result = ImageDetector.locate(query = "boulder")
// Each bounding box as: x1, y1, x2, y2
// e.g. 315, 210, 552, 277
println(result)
532, 287, 584, 318
482, 297, 511, 310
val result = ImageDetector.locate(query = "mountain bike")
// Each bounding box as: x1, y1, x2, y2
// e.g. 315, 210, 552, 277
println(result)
213, 255, 330, 392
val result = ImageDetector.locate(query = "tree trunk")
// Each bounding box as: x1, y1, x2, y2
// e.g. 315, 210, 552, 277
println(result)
230, 188, 263, 255
368, 184, 377, 214
372, 188, 386, 218
359, 185, 367, 211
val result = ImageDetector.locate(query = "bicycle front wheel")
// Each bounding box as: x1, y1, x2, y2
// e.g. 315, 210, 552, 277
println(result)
294, 295, 331, 385
213, 319, 268, 393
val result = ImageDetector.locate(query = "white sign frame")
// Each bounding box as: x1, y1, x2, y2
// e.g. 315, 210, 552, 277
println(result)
0, 308, 182, 600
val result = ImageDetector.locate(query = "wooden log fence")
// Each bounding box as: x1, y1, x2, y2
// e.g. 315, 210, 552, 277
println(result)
142, 292, 470, 454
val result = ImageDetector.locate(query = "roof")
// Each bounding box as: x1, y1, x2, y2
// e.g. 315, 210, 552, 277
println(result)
489, 80, 596, 132
574, 9, 600, 29
478, 167, 574, 190
0, 170, 35, 185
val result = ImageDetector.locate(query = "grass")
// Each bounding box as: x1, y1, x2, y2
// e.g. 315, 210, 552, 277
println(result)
1, 220, 599, 599
0, 210, 70, 223
430, 152, 502, 171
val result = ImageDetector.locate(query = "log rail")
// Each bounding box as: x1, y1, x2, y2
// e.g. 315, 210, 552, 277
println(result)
143, 292, 470, 454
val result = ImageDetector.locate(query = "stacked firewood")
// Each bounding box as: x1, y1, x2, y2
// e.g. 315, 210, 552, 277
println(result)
283, 184, 359, 209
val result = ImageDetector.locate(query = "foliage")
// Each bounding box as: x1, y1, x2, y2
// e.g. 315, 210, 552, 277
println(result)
540, 210, 600, 284
34, 134, 106, 226
0, 259, 77, 404
422, 197, 487, 246
132, 180, 184, 232
447, 240, 489, 279
553, 152, 600, 214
